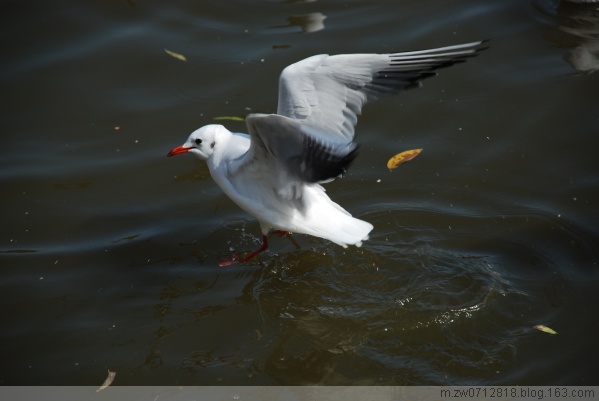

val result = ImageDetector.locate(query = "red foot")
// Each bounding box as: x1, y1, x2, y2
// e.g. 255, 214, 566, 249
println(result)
218, 254, 240, 267
217, 231, 298, 266
218, 235, 269, 267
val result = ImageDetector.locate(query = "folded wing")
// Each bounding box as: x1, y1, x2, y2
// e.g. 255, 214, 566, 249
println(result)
241, 113, 358, 200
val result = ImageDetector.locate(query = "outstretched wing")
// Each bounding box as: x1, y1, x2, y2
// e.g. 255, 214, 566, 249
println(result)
230, 41, 487, 201
276, 41, 488, 141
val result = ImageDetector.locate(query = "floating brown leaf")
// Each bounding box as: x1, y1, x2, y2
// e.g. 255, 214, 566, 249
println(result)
534, 325, 557, 335
96, 369, 116, 392
164, 48, 187, 62
387, 148, 423, 170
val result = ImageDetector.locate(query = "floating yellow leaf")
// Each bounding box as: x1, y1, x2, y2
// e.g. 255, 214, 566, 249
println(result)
213, 116, 245, 122
534, 325, 557, 335
164, 48, 187, 62
387, 148, 423, 170
96, 369, 116, 392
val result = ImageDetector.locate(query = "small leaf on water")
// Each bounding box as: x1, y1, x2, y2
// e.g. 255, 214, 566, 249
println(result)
96, 370, 116, 392
534, 325, 557, 335
387, 148, 423, 170
213, 116, 245, 122
164, 48, 187, 62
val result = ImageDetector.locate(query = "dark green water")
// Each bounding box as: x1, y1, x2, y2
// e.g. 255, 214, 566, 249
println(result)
1, 0, 598, 385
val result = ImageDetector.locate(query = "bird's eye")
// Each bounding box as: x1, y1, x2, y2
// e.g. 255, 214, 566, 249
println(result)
195, 138, 202, 145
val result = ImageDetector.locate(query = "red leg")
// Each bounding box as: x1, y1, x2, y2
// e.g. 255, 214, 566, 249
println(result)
271, 230, 300, 249
219, 235, 269, 267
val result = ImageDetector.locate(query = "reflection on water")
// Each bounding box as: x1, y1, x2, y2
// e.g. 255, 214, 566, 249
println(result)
270, 12, 327, 33
251, 248, 518, 384
558, 3, 599, 73
533, 0, 599, 73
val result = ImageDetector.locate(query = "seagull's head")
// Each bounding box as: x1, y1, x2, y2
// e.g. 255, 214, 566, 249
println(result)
167, 125, 224, 161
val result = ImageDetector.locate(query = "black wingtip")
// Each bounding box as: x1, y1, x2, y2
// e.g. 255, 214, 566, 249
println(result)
290, 135, 360, 183
476, 39, 491, 52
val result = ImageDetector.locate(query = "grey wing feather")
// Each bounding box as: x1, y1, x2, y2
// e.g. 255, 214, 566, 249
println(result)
244, 113, 357, 199
277, 40, 488, 141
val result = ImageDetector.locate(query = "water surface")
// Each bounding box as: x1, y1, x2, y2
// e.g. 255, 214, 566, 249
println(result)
1, 0, 598, 385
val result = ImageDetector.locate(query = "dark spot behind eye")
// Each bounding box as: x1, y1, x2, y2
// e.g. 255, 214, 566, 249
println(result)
195, 138, 202, 145
211, 141, 215, 149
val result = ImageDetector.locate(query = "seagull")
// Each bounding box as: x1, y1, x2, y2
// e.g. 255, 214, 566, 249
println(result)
168, 40, 487, 266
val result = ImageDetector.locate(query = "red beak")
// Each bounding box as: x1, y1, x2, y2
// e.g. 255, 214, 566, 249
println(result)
167, 145, 190, 157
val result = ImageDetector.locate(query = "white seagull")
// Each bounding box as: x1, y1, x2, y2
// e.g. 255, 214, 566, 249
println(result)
168, 40, 487, 266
